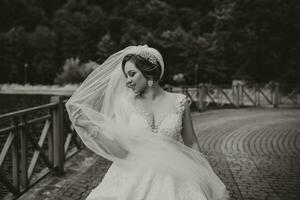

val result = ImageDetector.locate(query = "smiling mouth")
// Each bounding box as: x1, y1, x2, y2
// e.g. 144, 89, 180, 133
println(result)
127, 84, 136, 89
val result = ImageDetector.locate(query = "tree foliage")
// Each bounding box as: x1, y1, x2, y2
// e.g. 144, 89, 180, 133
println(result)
0, 0, 299, 85
54, 58, 97, 84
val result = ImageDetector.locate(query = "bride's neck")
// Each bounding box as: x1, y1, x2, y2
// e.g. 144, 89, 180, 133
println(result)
140, 82, 164, 100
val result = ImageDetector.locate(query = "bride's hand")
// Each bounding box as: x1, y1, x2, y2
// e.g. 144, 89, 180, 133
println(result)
73, 118, 129, 159
73, 118, 90, 131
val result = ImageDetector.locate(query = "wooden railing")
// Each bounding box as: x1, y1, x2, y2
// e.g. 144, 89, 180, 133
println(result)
166, 83, 300, 111
0, 96, 83, 199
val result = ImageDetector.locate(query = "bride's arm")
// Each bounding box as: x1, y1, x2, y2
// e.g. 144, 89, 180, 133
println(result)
181, 101, 201, 152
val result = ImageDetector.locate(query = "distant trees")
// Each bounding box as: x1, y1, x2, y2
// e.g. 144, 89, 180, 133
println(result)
0, 0, 298, 85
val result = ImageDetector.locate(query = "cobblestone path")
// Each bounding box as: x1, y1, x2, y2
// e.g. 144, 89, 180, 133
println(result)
194, 108, 300, 200
18, 108, 300, 200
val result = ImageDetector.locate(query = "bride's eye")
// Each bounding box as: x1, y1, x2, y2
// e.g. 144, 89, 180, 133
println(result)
128, 72, 136, 77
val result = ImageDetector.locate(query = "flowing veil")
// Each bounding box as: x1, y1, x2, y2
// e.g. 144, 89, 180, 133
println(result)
65, 45, 227, 200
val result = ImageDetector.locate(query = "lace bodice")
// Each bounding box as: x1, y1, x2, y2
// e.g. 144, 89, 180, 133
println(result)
127, 93, 187, 142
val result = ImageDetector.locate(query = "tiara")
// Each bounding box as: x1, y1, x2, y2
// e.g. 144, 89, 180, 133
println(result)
137, 50, 159, 65
127, 45, 164, 79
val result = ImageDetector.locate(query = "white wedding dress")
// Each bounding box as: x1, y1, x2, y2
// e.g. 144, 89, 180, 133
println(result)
86, 93, 229, 200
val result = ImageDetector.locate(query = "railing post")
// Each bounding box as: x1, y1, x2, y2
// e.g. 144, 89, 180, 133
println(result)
12, 117, 20, 193
240, 84, 244, 106
273, 83, 279, 108
270, 82, 274, 103
50, 96, 65, 175
232, 84, 236, 107
195, 85, 199, 109
255, 84, 260, 106
198, 84, 206, 111
48, 113, 54, 167
216, 87, 221, 107
232, 83, 240, 108
218, 87, 222, 106
236, 84, 240, 108
20, 116, 28, 190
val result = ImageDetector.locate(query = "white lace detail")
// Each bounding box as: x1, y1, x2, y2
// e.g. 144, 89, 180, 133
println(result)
175, 93, 187, 114
130, 93, 187, 141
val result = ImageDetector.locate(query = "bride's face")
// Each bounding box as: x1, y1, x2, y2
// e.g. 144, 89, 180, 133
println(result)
124, 61, 148, 94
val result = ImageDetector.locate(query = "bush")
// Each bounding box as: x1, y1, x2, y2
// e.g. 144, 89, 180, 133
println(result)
54, 58, 98, 84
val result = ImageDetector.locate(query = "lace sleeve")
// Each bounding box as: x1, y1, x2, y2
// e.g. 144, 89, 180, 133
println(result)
175, 93, 188, 115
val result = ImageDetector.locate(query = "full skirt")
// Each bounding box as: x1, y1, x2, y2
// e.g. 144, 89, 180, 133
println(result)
86, 162, 230, 200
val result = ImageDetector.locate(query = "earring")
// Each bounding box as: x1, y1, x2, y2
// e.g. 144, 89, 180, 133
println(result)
147, 80, 153, 88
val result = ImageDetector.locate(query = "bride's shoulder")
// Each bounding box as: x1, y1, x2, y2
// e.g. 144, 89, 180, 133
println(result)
164, 91, 187, 102
164, 91, 188, 113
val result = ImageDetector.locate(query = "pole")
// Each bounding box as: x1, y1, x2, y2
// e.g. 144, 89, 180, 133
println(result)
194, 64, 198, 87
24, 63, 28, 84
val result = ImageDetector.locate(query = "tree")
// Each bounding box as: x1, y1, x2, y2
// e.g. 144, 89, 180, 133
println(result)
0, 0, 47, 32
54, 58, 97, 84
4, 26, 32, 83
96, 33, 117, 63
0, 33, 13, 83
223, 0, 300, 83
28, 26, 57, 83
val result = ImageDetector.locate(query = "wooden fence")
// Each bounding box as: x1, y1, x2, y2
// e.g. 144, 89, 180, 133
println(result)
167, 83, 300, 110
0, 96, 83, 199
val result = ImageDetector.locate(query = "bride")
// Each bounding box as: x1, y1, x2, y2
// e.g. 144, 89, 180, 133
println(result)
66, 45, 229, 200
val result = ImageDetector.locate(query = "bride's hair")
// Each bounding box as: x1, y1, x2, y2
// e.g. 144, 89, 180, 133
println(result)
121, 54, 162, 81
